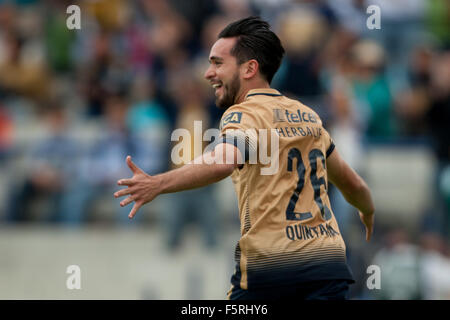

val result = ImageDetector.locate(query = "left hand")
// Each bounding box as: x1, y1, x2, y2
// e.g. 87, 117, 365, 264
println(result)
114, 155, 160, 219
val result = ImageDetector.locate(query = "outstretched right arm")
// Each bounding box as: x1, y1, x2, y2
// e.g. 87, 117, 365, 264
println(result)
326, 148, 375, 241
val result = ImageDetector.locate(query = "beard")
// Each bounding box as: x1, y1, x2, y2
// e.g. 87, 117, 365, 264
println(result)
216, 73, 240, 110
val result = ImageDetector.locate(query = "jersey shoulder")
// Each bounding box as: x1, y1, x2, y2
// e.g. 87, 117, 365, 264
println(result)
219, 101, 264, 131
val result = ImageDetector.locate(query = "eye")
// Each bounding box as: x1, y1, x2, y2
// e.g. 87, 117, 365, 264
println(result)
211, 60, 222, 66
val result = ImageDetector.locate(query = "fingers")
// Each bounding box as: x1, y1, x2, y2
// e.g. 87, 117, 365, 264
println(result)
114, 186, 141, 219
126, 155, 142, 174
366, 215, 374, 242
120, 195, 135, 207
365, 223, 373, 242
359, 212, 374, 242
366, 228, 371, 242
114, 188, 132, 198
118, 156, 144, 185
117, 178, 134, 186
128, 202, 141, 219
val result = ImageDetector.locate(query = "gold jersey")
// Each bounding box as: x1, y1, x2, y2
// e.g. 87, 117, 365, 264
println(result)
219, 88, 354, 290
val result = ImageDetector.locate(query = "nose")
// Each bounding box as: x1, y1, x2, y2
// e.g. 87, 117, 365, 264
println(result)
204, 65, 215, 80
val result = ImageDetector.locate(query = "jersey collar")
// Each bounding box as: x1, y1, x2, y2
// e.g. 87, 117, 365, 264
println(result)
244, 88, 283, 100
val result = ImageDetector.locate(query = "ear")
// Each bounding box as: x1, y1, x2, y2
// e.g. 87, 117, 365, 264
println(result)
241, 59, 259, 80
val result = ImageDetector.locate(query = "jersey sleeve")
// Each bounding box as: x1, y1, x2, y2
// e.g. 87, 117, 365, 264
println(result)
218, 105, 260, 163
322, 127, 336, 158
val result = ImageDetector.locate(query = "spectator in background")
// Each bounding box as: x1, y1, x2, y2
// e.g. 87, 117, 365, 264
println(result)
348, 40, 396, 140
142, 0, 193, 126
397, 49, 450, 235
326, 0, 367, 38
426, 0, 450, 50
6, 104, 79, 223
60, 89, 134, 225
126, 72, 171, 175
329, 0, 428, 91
0, 105, 13, 162
425, 52, 450, 235
367, 0, 426, 60
327, 74, 364, 240
216, 0, 252, 21
158, 68, 220, 252
273, 8, 328, 110
0, 105, 14, 220
426, 52, 450, 168
168, 0, 219, 55
366, 0, 427, 91
77, 31, 125, 118
369, 229, 422, 300
43, 0, 76, 74
83, 0, 129, 33
419, 232, 450, 299
0, 30, 51, 104
394, 46, 433, 137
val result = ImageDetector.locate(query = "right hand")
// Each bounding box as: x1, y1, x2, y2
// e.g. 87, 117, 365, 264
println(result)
359, 211, 374, 242
114, 156, 160, 219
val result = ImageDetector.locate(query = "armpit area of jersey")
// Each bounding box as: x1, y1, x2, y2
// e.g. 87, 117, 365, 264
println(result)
218, 130, 258, 163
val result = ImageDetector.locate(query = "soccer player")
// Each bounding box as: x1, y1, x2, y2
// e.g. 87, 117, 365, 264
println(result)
114, 17, 375, 300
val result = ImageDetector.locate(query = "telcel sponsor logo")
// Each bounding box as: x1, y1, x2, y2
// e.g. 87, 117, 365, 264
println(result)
274, 109, 318, 124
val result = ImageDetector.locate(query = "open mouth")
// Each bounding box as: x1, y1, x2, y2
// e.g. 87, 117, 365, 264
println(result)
212, 82, 223, 96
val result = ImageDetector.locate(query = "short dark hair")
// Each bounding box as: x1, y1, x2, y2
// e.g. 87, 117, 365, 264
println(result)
218, 16, 285, 84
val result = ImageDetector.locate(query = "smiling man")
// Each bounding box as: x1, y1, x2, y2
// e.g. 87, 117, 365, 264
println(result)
114, 16, 375, 300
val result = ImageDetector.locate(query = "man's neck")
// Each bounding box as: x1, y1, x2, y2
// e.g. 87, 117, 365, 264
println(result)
235, 81, 271, 104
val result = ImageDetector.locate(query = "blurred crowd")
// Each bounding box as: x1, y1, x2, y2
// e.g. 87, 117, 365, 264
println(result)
0, 0, 449, 299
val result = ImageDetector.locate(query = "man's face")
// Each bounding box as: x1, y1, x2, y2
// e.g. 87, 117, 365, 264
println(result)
204, 37, 241, 109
